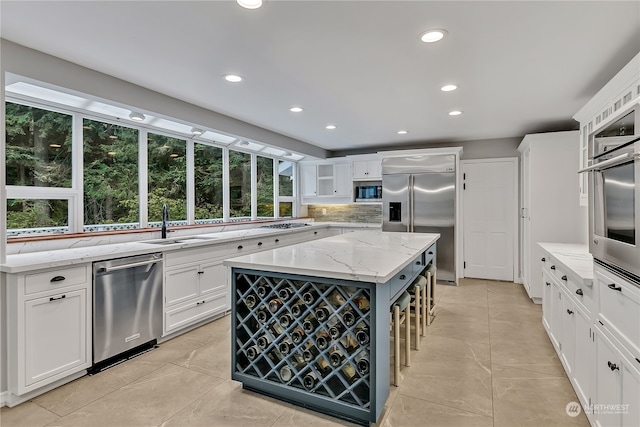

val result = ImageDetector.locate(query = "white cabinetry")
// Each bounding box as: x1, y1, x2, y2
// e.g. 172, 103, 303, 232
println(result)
6, 264, 92, 398
300, 160, 352, 204
164, 245, 230, 335
518, 131, 587, 302
352, 159, 382, 180
574, 53, 640, 206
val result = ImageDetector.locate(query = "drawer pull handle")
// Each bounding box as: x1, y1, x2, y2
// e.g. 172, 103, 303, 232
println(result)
428, 251, 433, 255
607, 283, 622, 292
550, 265, 556, 270
50, 276, 66, 282
546, 282, 551, 287
576, 289, 583, 296
607, 361, 619, 371
399, 275, 406, 280
561, 275, 567, 281
566, 309, 573, 315
49, 295, 66, 302
258, 242, 263, 246
416, 260, 421, 265
196, 300, 206, 306
314, 231, 318, 235
541, 257, 546, 262
198, 271, 204, 275
275, 239, 280, 243
237, 245, 243, 250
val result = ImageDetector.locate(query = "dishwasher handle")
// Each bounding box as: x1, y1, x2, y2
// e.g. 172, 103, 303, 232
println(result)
99, 258, 161, 273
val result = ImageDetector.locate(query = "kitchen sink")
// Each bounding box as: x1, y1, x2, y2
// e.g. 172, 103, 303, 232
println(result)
141, 236, 218, 245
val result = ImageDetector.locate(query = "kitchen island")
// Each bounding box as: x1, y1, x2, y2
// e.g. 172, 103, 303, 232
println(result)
223, 230, 439, 425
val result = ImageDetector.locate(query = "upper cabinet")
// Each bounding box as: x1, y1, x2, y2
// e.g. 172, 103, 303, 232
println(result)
574, 53, 640, 206
349, 154, 382, 181
299, 160, 352, 204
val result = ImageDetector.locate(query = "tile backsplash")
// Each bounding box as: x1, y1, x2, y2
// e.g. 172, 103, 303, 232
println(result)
307, 204, 382, 224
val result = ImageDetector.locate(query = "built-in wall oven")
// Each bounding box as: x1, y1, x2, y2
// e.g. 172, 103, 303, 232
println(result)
582, 99, 640, 280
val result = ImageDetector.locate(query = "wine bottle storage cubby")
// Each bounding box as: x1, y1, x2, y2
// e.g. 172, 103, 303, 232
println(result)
233, 271, 372, 409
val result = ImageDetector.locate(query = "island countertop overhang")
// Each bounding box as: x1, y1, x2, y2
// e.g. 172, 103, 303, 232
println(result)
223, 230, 440, 283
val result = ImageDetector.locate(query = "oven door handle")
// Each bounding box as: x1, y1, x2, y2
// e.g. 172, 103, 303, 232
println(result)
578, 152, 634, 173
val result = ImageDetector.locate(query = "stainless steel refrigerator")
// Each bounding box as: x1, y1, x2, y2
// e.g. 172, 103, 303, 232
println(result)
382, 155, 456, 284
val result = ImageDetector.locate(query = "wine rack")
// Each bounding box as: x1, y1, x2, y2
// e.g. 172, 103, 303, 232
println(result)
232, 269, 374, 418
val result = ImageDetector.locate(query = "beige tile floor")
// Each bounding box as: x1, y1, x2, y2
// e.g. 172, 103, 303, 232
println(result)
1, 279, 590, 427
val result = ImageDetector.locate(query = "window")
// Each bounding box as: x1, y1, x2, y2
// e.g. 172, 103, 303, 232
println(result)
5, 102, 72, 188
194, 143, 224, 223
147, 133, 187, 224
229, 150, 251, 219
5, 94, 300, 237
7, 199, 68, 235
257, 156, 274, 218
278, 160, 295, 217
83, 119, 139, 229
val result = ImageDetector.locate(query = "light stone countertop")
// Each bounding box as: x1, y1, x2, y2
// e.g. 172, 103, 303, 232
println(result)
1, 222, 381, 274
224, 230, 440, 283
538, 242, 593, 285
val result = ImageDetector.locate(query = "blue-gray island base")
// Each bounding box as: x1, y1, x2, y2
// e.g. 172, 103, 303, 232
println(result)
224, 231, 439, 425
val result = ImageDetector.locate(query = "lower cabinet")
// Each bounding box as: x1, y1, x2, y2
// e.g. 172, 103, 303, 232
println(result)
6, 264, 92, 400
594, 327, 640, 427
573, 307, 594, 409
164, 258, 228, 335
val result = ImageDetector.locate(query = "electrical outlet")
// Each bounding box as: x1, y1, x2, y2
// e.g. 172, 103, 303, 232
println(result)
322, 208, 327, 215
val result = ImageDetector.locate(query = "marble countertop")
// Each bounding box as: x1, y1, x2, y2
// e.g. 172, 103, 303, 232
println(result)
1, 222, 381, 274
224, 230, 440, 283
538, 242, 593, 284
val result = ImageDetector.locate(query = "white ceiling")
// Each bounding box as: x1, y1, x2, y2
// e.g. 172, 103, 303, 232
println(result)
1, 1, 639, 154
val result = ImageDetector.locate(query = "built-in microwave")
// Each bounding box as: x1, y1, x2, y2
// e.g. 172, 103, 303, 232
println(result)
355, 185, 382, 201
582, 99, 640, 279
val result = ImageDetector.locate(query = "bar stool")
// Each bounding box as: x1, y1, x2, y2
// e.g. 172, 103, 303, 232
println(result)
391, 290, 411, 386
424, 264, 437, 327
407, 275, 427, 350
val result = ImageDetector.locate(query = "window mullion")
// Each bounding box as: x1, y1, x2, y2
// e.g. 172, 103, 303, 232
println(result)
186, 140, 195, 224
251, 154, 257, 220
273, 158, 279, 218
139, 129, 148, 228
222, 147, 230, 222
71, 113, 83, 232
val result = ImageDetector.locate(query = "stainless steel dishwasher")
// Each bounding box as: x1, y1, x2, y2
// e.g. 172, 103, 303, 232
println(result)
92, 253, 163, 372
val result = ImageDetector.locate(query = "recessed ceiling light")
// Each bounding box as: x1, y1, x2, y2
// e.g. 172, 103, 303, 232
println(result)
325, 124, 337, 130
397, 130, 408, 135
191, 127, 204, 136
441, 84, 457, 92
289, 106, 303, 113
237, 0, 262, 9
129, 112, 145, 121
238, 141, 250, 146
448, 110, 463, 116
420, 29, 448, 43
224, 74, 243, 83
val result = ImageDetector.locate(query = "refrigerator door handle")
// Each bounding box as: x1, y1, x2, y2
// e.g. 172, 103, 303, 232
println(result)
409, 175, 414, 232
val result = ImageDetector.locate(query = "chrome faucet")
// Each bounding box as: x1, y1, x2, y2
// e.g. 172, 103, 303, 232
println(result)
161, 204, 169, 239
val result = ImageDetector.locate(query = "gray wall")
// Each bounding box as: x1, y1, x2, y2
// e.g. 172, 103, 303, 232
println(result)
332, 136, 522, 160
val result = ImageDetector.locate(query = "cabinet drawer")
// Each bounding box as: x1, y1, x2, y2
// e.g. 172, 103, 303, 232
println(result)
596, 267, 640, 356
24, 265, 89, 296
229, 237, 275, 255
165, 243, 229, 267
164, 293, 227, 334
561, 271, 595, 316
388, 263, 415, 303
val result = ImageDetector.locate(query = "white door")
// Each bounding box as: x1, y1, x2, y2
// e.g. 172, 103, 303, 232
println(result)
462, 159, 517, 281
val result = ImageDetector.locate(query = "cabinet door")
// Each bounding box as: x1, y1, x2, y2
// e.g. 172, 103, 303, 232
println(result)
366, 160, 382, 179
561, 289, 576, 375
199, 261, 227, 297
542, 270, 553, 332
352, 161, 369, 180
300, 164, 317, 197
24, 289, 87, 389
334, 163, 352, 196
548, 280, 562, 350
165, 292, 227, 334
595, 330, 623, 427
573, 308, 593, 408
165, 265, 199, 306
621, 361, 640, 427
